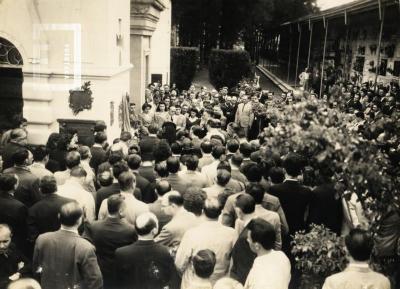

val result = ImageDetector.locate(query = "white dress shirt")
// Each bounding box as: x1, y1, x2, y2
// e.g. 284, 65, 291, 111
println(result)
57, 179, 96, 221
175, 220, 237, 289
98, 191, 149, 225
244, 250, 291, 289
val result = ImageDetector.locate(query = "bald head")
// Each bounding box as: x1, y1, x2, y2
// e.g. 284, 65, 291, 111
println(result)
135, 212, 158, 237
7, 278, 41, 289
155, 180, 171, 197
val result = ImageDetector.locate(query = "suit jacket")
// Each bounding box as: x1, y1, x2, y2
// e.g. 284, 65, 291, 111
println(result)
115, 240, 178, 289
96, 183, 142, 215
165, 174, 189, 195
155, 209, 199, 248
90, 146, 107, 175
230, 225, 255, 285
0, 194, 27, 251
83, 217, 137, 287
133, 171, 151, 200
138, 164, 157, 183
234, 102, 253, 128
307, 183, 342, 235
33, 230, 103, 289
0, 243, 31, 289
1, 142, 26, 170
3, 166, 41, 208
322, 264, 390, 289
269, 180, 312, 235
27, 194, 73, 242
149, 199, 172, 233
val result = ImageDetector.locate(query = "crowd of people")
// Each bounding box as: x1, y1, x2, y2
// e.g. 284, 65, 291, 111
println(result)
0, 76, 399, 289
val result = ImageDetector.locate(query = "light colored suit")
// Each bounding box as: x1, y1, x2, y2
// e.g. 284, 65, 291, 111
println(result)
322, 264, 390, 289
155, 208, 200, 248
235, 102, 253, 128
175, 221, 237, 289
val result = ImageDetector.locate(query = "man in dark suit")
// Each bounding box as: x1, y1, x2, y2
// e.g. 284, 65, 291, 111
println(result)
3, 149, 41, 208
269, 153, 312, 238
127, 155, 155, 203
165, 157, 189, 195
27, 175, 72, 243
307, 171, 342, 235
115, 212, 178, 289
33, 201, 103, 289
0, 174, 27, 252
84, 195, 137, 289
2, 129, 28, 171
0, 224, 31, 289
90, 132, 108, 176
139, 124, 160, 163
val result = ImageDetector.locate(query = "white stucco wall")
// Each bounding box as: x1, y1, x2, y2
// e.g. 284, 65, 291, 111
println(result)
0, 0, 132, 144
149, 0, 171, 85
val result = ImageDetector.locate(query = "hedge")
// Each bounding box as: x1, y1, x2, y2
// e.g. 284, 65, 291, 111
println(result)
170, 47, 199, 90
208, 49, 252, 89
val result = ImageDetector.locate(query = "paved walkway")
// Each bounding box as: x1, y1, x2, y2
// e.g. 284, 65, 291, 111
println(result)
192, 67, 214, 90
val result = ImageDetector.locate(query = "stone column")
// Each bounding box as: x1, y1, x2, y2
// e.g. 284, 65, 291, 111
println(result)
130, 0, 166, 110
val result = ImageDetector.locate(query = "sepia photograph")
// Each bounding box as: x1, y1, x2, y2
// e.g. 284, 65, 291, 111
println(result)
0, 0, 399, 288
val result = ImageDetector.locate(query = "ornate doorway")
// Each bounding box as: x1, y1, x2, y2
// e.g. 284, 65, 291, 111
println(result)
0, 37, 24, 132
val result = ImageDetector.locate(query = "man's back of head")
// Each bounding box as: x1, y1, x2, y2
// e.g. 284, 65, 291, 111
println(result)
70, 166, 87, 180
10, 128, 27, 143
32, 145, 49, 163
118, 171, 136, 192
40, 175, 58, 195
59, 201, 83, 227
166, 156, 180, 174
12, 149, 29, 166
212, 145, 226, 160
235, 194, 256, 215
216, 169, 231, 187
185, 155, 199, 171
155, 180, 171, 197
345, 228, 373, 262
203, 198, 222, 220
200, 141, 213, 154
65, 151, 81, 170
283, 153, 304, 178
127, 154, 142, 171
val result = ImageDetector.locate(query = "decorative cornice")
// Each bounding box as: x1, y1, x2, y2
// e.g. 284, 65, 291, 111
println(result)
130, 0, 167, 35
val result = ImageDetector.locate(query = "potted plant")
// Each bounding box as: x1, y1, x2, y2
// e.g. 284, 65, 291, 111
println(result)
291, 224, 348, 289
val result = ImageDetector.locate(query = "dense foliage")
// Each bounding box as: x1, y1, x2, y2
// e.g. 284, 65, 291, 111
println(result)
170, 47, 200, 90
260, 94, 400, 230
208, 50, 252, 89
292, 224, 348, 289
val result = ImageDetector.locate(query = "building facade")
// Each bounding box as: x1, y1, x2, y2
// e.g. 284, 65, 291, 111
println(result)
0, 0, 170, 144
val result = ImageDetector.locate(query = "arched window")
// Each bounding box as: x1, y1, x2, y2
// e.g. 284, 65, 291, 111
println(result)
0, 37, 23, 66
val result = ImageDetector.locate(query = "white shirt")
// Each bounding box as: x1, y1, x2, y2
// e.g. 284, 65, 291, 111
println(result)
175, 221, 237, 289
244, 250, 291, 289
98, 191, 149, 225
201, 160, 219, 185
57, 179, 96, 221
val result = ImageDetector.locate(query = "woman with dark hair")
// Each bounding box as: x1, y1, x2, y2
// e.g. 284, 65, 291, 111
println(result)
186, 108, 200, 130
47, 130, 78, 172
154, 102, 171, 128
139, 103, 154, 128
160, 121, 176, 145
45, 132, 61, 173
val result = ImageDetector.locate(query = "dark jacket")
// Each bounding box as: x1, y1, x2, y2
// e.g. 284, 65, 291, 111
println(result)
1, 142, 26, 170
307, 183, 342, 235
269, 180, 312, 235
83, 217, 137, 288
139, 136, 160, 161
0, 194, 28, 251
90, 146, 107, 175
115, 240, 178, 289
27, 194, 73, 242
0, 243, 31, 289
3, 166, 41, 208
230, 225, 255, 285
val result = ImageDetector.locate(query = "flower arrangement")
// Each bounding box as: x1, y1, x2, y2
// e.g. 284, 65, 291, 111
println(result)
69, 81, 93, 115
291, 224, 348, 289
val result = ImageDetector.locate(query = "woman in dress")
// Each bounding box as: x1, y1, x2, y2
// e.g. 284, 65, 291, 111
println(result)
154, 102, 171, 129
139, 103, 154, 128
186, 108, 200, 130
